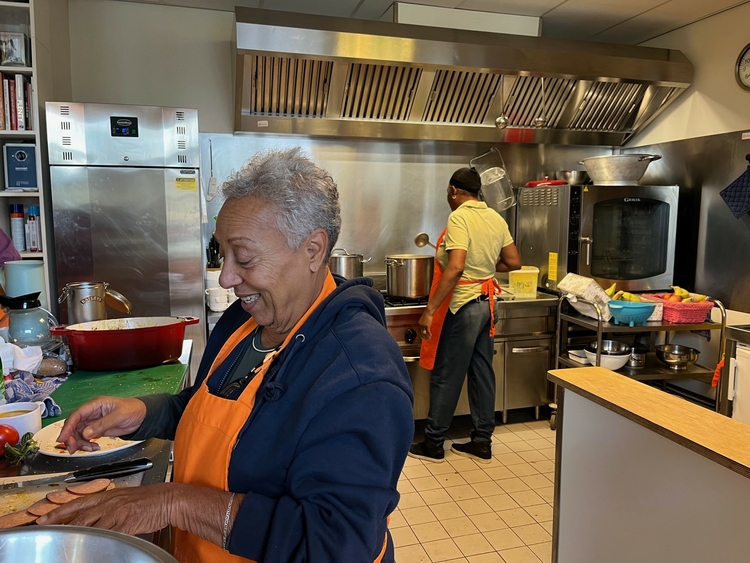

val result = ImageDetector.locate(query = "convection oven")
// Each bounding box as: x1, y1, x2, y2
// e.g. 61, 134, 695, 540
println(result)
516, 184, 679, 292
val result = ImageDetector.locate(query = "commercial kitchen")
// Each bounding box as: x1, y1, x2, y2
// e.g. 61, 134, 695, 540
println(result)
0, 1, 749, 562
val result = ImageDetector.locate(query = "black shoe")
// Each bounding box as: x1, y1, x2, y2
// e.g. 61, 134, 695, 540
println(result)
408, 440, 445, 463
451, 440, 492, 464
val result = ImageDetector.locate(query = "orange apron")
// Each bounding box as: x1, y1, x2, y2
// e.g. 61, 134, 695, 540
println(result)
171, 271, 390, 563
419, 228, 500, 371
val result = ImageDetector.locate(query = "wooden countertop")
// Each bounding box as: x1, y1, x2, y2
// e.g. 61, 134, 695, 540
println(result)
549, 367, 750, 480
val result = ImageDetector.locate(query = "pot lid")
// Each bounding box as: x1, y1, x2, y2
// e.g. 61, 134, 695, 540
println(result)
0, 292, 42, 310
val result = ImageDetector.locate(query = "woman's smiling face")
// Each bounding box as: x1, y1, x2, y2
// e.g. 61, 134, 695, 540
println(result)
216, 196, 325, 342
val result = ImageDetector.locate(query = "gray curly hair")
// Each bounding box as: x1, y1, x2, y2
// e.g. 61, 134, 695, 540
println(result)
221, 147, 341, 259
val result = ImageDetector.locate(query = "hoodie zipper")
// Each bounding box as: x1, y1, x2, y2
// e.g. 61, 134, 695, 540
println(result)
231, 335, 302, 451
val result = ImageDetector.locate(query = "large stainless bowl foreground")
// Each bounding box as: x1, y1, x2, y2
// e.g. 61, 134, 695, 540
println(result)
0, 527, 177, 562
656, 344, 699, 371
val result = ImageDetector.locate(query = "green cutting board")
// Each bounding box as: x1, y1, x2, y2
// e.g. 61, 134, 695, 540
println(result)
43, 363, 189, 428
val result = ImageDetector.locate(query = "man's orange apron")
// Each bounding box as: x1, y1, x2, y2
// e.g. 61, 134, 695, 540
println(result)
419, 228, 500, 371
171, 271, 390, 563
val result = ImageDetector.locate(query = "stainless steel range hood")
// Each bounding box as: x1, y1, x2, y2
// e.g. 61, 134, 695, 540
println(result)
235, 7, 693, 146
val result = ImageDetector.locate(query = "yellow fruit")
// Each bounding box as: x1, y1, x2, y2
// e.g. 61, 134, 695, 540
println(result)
613, 290, 624, 300
629, 294, 642, 302
682, 297, 694, 303
605, 283, 617, 297
671, 286, 689, 299
693, 294, 708, 302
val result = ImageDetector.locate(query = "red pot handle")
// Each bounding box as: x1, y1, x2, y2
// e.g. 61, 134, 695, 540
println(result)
50, 325, 69, 336
180, 316, 200, 326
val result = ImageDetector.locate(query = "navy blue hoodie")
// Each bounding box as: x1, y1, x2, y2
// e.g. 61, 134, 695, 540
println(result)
135, 277, 414, 562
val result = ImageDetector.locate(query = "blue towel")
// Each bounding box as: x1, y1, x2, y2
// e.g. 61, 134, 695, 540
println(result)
5, 371, 66, 417
720, 166, 750, 218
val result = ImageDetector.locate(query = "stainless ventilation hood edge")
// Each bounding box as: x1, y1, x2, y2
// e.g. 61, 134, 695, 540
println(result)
234, 7, 693, 146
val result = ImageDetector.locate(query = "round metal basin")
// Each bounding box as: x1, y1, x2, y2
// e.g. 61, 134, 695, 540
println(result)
0, 527, 177, 563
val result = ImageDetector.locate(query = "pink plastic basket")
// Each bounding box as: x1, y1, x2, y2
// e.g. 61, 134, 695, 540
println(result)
642, 294, 714, 324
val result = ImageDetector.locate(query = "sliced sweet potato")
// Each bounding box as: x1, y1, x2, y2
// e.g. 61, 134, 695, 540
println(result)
66, 478, 111, 495
46, 490, 82, 504
26, 499, 59, 517
0, 511, 38, 528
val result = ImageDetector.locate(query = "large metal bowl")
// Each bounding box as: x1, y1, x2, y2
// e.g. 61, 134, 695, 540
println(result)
578, 154, 661, 186
656, 344, 699, 371
0, 526, 177, 562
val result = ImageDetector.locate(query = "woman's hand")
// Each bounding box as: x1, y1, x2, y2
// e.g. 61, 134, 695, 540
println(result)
37, 483, 173, 535
419, 311, 434, 340
57, 397, 147, 453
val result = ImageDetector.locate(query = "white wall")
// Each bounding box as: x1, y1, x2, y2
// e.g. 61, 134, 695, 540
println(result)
68, 0, 234, 133
629, 2, 750, 147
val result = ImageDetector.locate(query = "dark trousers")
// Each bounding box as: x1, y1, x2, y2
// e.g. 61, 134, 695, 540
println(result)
424, 298, 496, 445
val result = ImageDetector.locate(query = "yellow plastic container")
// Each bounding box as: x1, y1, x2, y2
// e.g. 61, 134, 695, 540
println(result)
508, 267, 539, 299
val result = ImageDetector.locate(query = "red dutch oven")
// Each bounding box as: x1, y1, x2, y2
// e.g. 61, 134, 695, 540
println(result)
51, 316, 199, 372
524, 177, 568, 187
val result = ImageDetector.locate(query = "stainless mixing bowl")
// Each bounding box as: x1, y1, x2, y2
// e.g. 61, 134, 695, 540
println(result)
585, 340, 631, 356
0, 527, 177, 562
656, 344, 699, 371
555, 170, 590, 185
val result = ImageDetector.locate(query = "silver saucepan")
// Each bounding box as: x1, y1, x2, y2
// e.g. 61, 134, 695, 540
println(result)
329, 248, 370, 279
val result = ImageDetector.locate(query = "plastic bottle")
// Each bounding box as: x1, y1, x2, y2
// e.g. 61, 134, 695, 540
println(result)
25, 205, 39, 252
9, 204, 25, 253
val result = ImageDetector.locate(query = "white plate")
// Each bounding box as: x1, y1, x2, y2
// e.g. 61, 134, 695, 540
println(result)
34, 420, 143, 458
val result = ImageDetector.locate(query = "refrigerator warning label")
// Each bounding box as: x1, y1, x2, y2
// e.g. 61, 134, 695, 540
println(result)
175, 178, 197, 191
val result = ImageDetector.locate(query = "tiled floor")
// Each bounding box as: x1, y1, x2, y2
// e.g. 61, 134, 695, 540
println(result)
395, 420, 556, 563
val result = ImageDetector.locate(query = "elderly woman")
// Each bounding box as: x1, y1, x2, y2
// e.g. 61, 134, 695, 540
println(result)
40, 148, 414, 563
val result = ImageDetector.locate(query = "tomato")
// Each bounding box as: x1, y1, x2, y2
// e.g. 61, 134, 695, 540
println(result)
0, 424, 20, 450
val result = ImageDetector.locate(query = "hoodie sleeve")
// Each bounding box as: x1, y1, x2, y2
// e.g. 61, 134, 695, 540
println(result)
227, 380, 414, 562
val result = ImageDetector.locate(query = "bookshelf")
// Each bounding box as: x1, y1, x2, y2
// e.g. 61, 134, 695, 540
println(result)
0, 0, 52, 309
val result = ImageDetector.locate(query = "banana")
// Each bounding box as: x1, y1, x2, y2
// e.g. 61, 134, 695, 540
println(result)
671, 286, 690, 299
629, 294, 642, 302
682, 297, 694, 303
693, 294, 708, 302
605, 283, 617, 297
613, 290, 624, 300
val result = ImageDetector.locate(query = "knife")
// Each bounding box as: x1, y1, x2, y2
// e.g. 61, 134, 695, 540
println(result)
0, 457, 154, 490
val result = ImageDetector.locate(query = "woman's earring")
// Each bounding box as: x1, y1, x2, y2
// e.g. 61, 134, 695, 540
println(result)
451, 194, 457, 200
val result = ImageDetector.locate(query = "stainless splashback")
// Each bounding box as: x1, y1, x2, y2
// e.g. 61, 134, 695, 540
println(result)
626, 131, 750, 312
235, 7, 692, 146
200, 134, 611, 280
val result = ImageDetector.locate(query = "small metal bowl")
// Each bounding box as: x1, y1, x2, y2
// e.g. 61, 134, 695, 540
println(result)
585, 340, 631, 356
556, 170, 590, 185
655, 344, 699, 371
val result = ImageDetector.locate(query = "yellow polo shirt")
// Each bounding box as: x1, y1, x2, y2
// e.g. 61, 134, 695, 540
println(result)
437, 200, 514, 313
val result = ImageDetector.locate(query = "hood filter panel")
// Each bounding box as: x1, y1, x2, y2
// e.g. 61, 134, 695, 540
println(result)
423, 70, 501, 124
504, 76, 576, 128
341, 64, 422, 120
569, 81, 646, 132
248, 55, 333, 118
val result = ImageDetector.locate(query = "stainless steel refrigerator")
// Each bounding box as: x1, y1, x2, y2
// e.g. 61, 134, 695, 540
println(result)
46, 102, 205, 373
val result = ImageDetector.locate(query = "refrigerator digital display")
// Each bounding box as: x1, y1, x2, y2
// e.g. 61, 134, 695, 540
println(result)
110, 116, 139, 137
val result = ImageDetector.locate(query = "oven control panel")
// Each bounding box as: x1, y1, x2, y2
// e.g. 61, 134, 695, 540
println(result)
567, 185, 582, 275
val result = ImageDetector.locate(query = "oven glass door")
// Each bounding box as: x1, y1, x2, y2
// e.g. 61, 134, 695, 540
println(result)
578, 186, 678, 291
